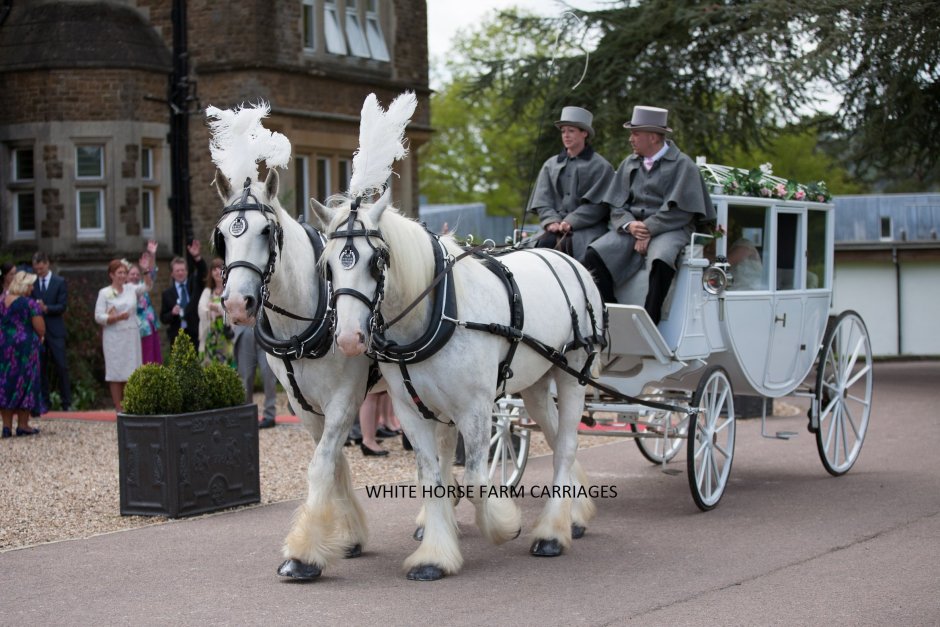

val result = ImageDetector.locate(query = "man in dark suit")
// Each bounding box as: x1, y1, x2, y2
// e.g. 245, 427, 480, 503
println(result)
32, 251, 72, 411
160, 239, 207, 348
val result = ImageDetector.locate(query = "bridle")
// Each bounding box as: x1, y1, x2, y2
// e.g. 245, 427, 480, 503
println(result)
213, 177, 284, 310
326, 197, 390, 341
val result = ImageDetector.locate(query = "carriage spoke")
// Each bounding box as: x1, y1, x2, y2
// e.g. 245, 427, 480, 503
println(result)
845, 363, 872, 389
842, 402, 860, 440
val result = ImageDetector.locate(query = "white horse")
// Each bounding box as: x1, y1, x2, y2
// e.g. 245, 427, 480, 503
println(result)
216, 169, 374, 580
311, 193, 606, 580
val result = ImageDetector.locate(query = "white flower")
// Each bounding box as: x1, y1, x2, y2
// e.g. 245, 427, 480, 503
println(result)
759, 162, 774, 175
696, 155, 707, 166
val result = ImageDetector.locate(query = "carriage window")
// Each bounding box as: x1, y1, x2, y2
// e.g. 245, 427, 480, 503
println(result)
775, 212, 801, 290
806, 210, 828, 289
726, 204, 768, 290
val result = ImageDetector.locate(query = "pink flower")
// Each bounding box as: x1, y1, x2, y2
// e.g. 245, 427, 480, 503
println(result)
817, 195, 826, 202
760, 187, 772, 197
775, 183, 786, 197
794, 190, 806, 200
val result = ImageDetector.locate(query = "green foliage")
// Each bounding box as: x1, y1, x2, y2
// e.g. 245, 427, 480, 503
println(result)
61, 273, 109, 409
167, 333, 210, 412
123, 364, 183, 415
203, 362, 247, 410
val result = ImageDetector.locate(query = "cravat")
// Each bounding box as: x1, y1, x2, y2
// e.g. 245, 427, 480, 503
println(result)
643, 156, 655, 171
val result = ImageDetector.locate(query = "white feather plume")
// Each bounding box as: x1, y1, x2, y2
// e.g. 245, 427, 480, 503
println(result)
206, 101, 291, 185
348, 91, 417, 198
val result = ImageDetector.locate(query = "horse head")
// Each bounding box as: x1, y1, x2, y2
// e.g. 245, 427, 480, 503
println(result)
213, 168, 284, 325
311, 189, 392, 356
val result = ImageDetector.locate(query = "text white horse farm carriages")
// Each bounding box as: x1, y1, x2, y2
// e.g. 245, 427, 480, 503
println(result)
206, 103, 376, 581
311, 92, 609, 581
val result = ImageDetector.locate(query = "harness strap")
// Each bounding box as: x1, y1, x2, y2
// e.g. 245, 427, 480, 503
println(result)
398, 359, 452, 425
471, 250, 525, 392
281, 356, 319, 414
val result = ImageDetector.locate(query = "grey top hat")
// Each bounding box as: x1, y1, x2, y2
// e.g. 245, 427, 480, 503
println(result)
623, 105, 672, 134
555, 106, 595, 140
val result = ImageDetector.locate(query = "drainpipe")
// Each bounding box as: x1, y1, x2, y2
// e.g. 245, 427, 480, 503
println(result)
168, 0, 192, 255
893, 246, 902, 355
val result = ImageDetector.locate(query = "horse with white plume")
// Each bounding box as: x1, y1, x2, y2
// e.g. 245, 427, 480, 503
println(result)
207, 102, 372, 581
313, 92, 607, 581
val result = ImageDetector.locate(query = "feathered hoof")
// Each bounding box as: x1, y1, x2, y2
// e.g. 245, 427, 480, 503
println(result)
406, 564, 446, 581
571, 524, 586, 539
530, 538, 563, 557
277, 559, 322, 580
344, 543, 362, 558
413, 526, 424, 541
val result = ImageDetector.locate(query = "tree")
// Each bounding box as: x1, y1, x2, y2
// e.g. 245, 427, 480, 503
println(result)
473, 0, 940, 190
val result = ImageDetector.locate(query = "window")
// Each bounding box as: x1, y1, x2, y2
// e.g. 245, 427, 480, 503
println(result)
10, 147, 36, 238
775, 212, 802, 290
310, 0, 389, 61
302, 0, 316, 50
141, 189, 155, 235
726, 204, 769, 291
316, 156, 332, 200
806, 209, 828, 289
364, 0, 389, 61
141, 147, 153, 180
294, 155, 310, 218
77, 189, 105, 237
880, 216, 892, 240
338, 158, 352, 190
76, 145, 104, 179
13, 147, 34, 182
14, 192, 36, 236
324, 0, 348, 54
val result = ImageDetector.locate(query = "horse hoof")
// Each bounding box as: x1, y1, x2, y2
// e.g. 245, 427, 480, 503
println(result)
344, 543, 362, 558
413, 526, 424, 541
277, 559, 322, 580
571, 524, 586, 539
406, 564, 446, 581
530, 539, 563, 557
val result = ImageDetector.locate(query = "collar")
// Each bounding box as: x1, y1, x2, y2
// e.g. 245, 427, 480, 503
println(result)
556, 144, 595, 163
628, 140, 678, 166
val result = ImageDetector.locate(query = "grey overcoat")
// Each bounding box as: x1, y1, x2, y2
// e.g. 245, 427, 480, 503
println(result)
588, 141, 715, 285
526, 145, 614, 262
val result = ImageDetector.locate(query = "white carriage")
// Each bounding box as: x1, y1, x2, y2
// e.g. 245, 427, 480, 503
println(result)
489, 183, 874, 510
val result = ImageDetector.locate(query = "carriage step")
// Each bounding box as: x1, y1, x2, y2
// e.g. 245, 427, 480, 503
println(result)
762, 430, 798, 440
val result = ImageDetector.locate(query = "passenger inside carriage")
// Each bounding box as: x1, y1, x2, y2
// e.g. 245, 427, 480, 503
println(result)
583, 105, 715, 324
727, 238, 765, 290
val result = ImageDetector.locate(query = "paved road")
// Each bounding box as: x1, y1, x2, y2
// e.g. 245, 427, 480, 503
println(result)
2, 361, 938, 625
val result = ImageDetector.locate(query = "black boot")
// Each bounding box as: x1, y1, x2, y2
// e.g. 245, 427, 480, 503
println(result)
645, 260, 676, 325
583, 248, 617, 303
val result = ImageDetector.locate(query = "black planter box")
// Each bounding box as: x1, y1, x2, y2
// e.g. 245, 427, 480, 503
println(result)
734, 395, 773, 418
117, 404, 260, 518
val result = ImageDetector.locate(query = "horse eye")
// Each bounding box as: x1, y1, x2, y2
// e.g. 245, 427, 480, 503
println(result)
260, 224, 271, 236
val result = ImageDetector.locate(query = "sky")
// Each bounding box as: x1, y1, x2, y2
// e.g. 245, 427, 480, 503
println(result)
426, 0, 607, 85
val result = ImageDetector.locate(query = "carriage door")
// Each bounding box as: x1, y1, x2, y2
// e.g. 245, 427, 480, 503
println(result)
764, 208, 806, 390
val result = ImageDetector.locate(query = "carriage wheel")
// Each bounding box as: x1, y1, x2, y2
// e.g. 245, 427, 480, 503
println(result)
630, 391, 690, 464
488, 397, 530, 488
814, 311, 873, 476
686, 367, 735, 511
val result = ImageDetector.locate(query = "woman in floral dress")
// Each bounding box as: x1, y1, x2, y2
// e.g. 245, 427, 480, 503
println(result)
0, 271, 45, 437
197, 258, 235, 367
126, 262, 162, 365
95, 255, 153, 412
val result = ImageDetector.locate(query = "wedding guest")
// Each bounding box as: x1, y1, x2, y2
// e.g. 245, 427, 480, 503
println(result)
198, 258, 235, 367
1, 271, 45, 437
31, 251, 71, 411
160, 239, 206, 347
132, 242, 162, 364
95, 255, 153, 412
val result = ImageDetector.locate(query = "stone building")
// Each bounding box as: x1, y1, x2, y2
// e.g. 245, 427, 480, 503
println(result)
0, 0, 431, 268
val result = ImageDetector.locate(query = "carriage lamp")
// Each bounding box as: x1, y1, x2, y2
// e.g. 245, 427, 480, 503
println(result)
703, 260, 730, 294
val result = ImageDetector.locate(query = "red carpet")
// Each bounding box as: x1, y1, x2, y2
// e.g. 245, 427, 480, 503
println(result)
40, 410, 301, 425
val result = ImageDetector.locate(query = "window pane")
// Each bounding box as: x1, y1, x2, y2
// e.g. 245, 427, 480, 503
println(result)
324, 2, 347, 54
807, 210, 828, 289
317, 157, 330, 200
302, 0, 315, 49
365, 17, 389, 61
14, 148, 34, 181
142, 189, 153, 231
294, 155, 309, 217
77, 146, 103, 178
346, 13, 370, 57
141, 147, 153, 179
775, 213, 801, 290
339, 159, 351, 191
16, 192, 36, 233
78, 190, 103, 230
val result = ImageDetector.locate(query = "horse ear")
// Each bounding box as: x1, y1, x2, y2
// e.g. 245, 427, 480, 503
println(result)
264, 167, 279, 199
309, 198, 334, 229
367, 187, 392, 224
214, 169, 233, 202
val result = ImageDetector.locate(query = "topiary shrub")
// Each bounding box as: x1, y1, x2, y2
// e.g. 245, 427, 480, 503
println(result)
123, 364, 184, 415
168, 333, 210, 412
204, 361, 248, 410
